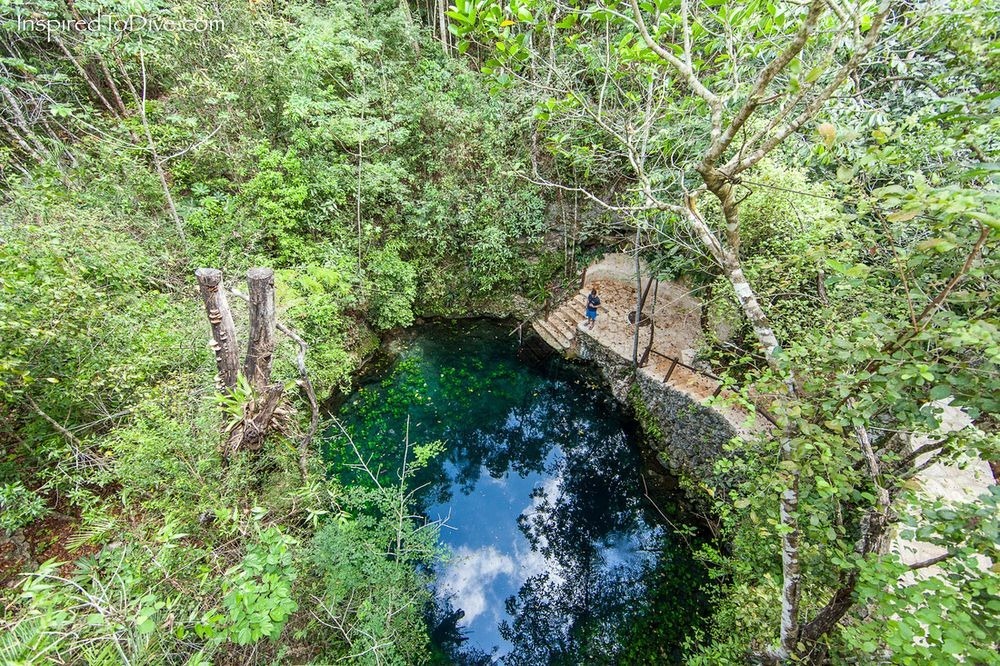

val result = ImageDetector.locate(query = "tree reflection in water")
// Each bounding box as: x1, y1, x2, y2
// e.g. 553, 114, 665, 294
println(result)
328, 321, 709, 664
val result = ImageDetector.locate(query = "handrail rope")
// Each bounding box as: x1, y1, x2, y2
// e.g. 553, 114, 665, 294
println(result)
647, 348, 721, 381
646, 349, 781, 427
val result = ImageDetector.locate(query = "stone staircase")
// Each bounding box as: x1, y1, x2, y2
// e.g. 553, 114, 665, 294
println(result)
530, 290, 604, 352
526, 262, 762, 434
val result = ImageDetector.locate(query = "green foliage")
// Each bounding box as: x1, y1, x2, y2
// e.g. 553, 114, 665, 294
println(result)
366, 244, 418, 331
0, 482, 49, 533
276, 262, 356, 395
240, 146, 314, 266
2, 546, 205, 665
105, 379, 222, 522
306, 434, 441, 665
221, 527, 298, 645
840, 487, 1000, 664
307, 497, 436, 665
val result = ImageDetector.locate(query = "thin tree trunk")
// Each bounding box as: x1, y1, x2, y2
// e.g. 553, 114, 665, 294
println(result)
131, 50, 187, 248
799, 506, 891, 645
245, 268, 277, 392
559, 188, 567, 277
97, 56, 127, 116
690, 173, 784, 369
277, 321, 319, 479
356, 108, 364, 276
816, 268, 829, 305
399, 0, 421, 57
438, 0, 449, 54
686, 190, 801, 660
721, 256, 782, 362
777, 438, 801, 659
115, 52, 186, 247
572, 182, 578, 273
633, 225, 642, 366
195, 268, 240, 391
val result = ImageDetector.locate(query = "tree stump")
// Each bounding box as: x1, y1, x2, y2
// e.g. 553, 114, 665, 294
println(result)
245, 267, 277, 392
195, 268, 240, 391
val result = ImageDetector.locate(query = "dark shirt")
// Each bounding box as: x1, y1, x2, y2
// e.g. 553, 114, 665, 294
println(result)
587, 294, 600, 309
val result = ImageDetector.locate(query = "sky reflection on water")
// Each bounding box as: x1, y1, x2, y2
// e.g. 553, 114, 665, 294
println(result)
331, 320, 705, 664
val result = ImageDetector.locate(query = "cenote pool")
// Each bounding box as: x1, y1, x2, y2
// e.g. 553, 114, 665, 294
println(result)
326, 320, 710, 664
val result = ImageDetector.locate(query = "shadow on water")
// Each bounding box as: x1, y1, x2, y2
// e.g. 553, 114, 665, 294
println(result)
326, 319, 712, 664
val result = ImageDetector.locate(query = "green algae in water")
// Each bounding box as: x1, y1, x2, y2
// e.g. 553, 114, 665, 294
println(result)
327, 320, 711, 664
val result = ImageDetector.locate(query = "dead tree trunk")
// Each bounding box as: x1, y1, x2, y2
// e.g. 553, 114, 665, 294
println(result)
195, 268, 240, 391
245, 268, 277, 392
226, 383, 284, 455
229, 287, 320, 478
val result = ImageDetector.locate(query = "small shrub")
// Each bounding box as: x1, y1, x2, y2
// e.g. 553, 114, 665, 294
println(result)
0, 482, 49, 533
366, 245, 417, 330
221, 526, 298, 645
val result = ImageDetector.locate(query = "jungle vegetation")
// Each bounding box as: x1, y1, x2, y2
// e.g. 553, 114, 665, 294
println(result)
0, 0, 997, 664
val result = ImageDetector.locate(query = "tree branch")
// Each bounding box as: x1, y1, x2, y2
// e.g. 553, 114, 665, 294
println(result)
703, 0, 827, 167
726, 7, 890, 175
626, 0, 722, 138
908, 551, 954, 571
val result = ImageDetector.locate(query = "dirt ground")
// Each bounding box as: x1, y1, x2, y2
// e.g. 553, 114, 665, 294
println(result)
572, 254, 751, 431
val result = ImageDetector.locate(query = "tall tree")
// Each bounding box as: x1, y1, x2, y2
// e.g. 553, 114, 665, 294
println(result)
447, 0, 998, 660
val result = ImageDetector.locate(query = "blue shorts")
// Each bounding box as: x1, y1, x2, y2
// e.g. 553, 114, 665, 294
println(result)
586, 307, 597, 321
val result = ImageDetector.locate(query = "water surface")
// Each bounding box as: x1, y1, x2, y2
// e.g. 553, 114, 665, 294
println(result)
329, 320, 708, 664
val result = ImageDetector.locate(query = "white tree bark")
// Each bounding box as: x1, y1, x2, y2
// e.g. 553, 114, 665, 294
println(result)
777, 440, 801, 659
438, 0, 449, 54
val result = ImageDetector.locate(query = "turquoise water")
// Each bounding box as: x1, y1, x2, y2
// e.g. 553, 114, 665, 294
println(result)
329, 320, 709, 664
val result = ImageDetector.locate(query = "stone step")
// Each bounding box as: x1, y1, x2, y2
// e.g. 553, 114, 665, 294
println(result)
544, 320, 572, 349
531, 320, 563, 351
551, 307, 581, 333
546, 314, 576, 340
532, 319, 570, 351
552, 303, 584, 330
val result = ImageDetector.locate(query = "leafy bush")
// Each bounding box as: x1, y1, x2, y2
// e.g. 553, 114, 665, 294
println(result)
105, 380, 222, 523
240, 145, 315, 266
0, 482, 48, 533
2, 545, 207, 664
307, 487, 437, 665
221, 527, 299, 645
366, 245, 417, 330
277, 262, 356, 394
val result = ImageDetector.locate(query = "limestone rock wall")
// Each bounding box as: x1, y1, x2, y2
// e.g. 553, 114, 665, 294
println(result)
577, 333, 736, 485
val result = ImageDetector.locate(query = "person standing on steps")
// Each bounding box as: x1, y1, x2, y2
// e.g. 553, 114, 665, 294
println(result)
585, 287, 601, 329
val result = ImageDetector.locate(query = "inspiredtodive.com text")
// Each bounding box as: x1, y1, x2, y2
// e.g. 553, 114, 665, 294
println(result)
13, 11, 225, 41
